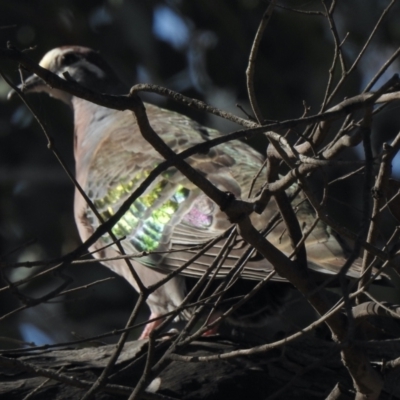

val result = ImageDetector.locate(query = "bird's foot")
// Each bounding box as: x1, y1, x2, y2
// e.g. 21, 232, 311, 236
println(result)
138, 313, 164, 339
202, 311, 222, 336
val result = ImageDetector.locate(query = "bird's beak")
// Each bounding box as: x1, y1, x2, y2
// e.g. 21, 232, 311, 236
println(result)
7, 73, 46, 100
8, 72, 72, 105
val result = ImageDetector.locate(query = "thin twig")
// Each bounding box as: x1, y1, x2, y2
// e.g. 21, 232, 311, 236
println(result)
246, 0, 277, 122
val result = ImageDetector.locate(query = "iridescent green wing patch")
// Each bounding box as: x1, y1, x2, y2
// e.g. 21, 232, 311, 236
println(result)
88, 170, 190, 253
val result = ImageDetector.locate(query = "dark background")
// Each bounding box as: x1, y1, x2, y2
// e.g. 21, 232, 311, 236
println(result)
1, 0, 400, 348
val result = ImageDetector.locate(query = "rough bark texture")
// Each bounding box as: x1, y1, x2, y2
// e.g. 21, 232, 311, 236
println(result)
1, 336, 400, 400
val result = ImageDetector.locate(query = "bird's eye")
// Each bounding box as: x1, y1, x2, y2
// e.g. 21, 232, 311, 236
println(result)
62, 53, 80, 66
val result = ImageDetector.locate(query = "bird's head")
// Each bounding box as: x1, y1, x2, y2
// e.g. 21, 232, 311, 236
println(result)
9, 46, 126, 104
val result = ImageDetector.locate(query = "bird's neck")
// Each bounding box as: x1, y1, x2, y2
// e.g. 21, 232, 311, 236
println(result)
72, 96, 118, 183
73, 96, 117, 144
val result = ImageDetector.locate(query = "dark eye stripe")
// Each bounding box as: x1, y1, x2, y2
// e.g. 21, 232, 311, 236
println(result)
62, 52, 80, 66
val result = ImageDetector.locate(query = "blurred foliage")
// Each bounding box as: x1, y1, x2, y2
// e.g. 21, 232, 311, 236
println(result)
1, 0, 400, 347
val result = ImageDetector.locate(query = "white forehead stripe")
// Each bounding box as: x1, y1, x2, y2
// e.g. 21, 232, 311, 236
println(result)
39, 48, 67, 69
38, 48, 105, 79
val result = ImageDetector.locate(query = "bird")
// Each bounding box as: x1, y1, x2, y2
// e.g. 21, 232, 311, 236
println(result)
10, 46, 368, 339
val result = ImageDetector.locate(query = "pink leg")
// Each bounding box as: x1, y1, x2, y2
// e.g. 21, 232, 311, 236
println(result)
138, 313, 163, 339
202, 310, 222, 336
